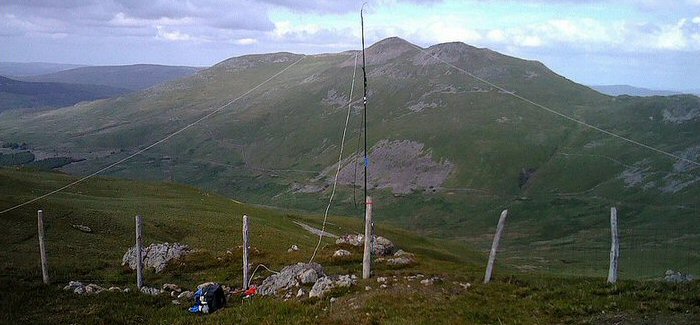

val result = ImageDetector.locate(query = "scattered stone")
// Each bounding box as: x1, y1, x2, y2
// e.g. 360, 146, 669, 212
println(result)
664, 270, 695, 283
162, 283, 181, 293
297, 288, 305, 298
394, 250, 414, 257
330, 297, 338, 303
178, 291, 194, 299
420, 277, 443, 286
63, 281, 105, 295
123, 288, 131, 293
336, 234, 364, 246
197, 282, 216, 290
172, 300, 181, 305
259, 263, 325, 296
122, 242, 191, 273
333, 249, 351, 257
288, 245, 300, 253
309, 275, 356, 299
140, 286, 162, 296
377, 277, 388, 283
71, 224, 93, 233
108, 286, 122, 292
365, 286, 372, 291
380, 284, 388, 289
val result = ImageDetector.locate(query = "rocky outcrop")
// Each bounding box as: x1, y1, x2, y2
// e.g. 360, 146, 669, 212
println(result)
258, 263, 325, 296
122, 242, 190, 273
335, 234, 396, 256
309, 275, 357, 298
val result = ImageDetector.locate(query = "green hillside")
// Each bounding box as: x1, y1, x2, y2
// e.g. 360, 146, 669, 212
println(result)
0, 37, 698, 279
1, 168, 698, 324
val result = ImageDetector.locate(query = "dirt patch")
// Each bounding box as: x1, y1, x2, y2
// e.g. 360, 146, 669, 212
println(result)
321, 139, 454, 194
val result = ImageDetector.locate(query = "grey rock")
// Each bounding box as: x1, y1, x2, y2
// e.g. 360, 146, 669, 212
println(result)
333, 249, 351, 257
664, 269, 695, 283
288, 244, 299, 253
71, 224, 93, 233
197, 282, 216, 290
178, 291, 194, 299
335, 234, 395, 256
122, 242, 190, 273
108, 286, 122, 292
296, 288, 305, 298
309, 275, 356, 299
259, 263, 325, 296
162, 283, 181, 292
63, 281, 83, 291
299, 268, 319, 284
140, 286, 162, 296
63, 281, 105, 295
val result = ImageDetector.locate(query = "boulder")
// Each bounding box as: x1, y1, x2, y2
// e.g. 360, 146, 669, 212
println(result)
287, 245, 299, 253
333, 249, 351, 257
335, 234, 395, 256
309, 275, 356, 299
258, 263, 325, 296
122, 242, 190, 273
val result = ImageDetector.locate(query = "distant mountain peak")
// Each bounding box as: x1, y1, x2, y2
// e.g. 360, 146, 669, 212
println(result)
363, 37, 420, 65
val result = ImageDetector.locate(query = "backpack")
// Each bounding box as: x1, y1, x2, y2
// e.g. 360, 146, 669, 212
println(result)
189, 283, 226, 314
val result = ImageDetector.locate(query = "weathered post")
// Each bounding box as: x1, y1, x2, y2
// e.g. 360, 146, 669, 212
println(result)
607, 207, 619, 284
242, 214, 250, 289
135, 215, 144, 288
362, 196, 373, 279
37, 210, 49, 285
484, 209, 508, 284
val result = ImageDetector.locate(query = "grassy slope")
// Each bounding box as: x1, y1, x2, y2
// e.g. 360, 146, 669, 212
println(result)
0, 39, 697, 280
1, 167, 699, 324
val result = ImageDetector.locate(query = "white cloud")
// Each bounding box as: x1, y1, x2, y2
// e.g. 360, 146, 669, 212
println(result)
156, 26, 193, 41
236, 38, 258, 45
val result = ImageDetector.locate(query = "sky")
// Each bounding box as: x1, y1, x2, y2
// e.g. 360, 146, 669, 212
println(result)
1, 0, 699, 91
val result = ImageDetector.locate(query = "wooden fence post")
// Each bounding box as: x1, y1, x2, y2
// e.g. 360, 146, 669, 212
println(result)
37, 210, 49, 285
242, 214, 250, 290
362, 196, 373, 279
607, 207, 619, 284
135, 215, 144, 288
484, 209, 508, 284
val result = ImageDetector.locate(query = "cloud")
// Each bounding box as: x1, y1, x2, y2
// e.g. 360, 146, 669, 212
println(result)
236, 38, 258, 45
156, 26, 193, 41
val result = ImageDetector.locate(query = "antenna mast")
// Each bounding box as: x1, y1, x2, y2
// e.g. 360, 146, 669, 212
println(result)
361, 4, 368, 207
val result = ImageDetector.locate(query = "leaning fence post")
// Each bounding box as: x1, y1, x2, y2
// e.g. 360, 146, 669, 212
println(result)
242, 214, 250, 290
135, 215, 144, 289
37, 210, 49, 285
362, 196, 373, 279
607, 207, 619, 284
484, 209, 508, 284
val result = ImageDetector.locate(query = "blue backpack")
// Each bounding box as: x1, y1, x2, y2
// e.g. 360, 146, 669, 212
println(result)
189, 283, 226, 314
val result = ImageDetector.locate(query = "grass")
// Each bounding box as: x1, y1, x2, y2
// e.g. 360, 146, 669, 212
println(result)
1, 167, 699, 324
